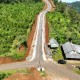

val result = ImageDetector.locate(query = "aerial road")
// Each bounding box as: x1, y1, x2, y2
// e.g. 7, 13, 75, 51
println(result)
0, 0, 80, 80
27, 0, 51, 61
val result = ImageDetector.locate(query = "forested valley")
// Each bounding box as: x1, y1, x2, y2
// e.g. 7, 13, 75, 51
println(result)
47, 0, 80, 45
0, 0, 44, 59
67, 1, 80, 13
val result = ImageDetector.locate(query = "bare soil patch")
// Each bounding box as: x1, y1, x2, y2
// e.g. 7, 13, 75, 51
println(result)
0, 57, 25, 64
48, 0, 56, 12
25, 16, 38, 58
0, 57, 14, 64
45, 0, 56, 44
4, 67, 55, 80
4, 67, 43, 80
42, 0, 47, 10
45, 19, 49, 44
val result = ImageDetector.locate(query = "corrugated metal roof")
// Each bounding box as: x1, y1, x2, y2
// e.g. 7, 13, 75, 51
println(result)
62, 42, 80, 59
73, 44, 80, 54
49, 38, 59, 48
62, 42, 74, 54
66, 51, 80, 59
49, 38, 59, 45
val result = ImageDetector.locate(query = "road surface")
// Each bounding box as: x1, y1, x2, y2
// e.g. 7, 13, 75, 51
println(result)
0, 0, 80, 80
0, 61, 80, 80
27, 0, 51, 61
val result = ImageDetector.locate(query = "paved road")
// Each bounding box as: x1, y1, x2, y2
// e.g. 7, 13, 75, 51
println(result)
27, 0, 51, 61
0, 0, 80, 80
0, 61, 80, 80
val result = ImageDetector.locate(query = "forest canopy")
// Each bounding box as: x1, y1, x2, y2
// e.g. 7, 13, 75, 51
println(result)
0, 0, 44, 57
0, 0, 42, 3
47, 0, 80, 44
67, 1, 80, 13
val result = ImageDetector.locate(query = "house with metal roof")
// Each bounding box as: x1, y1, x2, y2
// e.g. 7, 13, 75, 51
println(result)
48, 38, 59, 49
62, 42, 80, 60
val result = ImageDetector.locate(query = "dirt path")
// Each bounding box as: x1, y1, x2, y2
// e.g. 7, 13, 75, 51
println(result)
25, 16, 38, 58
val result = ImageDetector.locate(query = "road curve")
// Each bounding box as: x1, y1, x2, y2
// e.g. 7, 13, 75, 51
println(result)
26, 0, 51, 61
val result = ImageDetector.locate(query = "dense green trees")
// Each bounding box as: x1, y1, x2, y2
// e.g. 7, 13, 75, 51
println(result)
67, 1, 80, 13
0, 0, 42, 3
53, 0, 58, 4
0, 73, 11, 80
47, 1, 80, 44
0, 1, 44, 57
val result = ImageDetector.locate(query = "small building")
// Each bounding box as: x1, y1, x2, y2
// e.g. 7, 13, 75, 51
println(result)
62, 42, 80, 60
48, 38, 59, 49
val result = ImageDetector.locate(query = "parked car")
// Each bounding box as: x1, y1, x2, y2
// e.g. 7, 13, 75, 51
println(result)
58, 60, 66, 64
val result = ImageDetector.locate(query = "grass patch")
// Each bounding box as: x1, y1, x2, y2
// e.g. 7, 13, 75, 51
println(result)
52, 47, 63, 61
0, 69, 16, 80
73, 68, 80, 75
11, 52, 25, 60
40, 71, 47, 77
48, 16, 64, 62
0, 68, 30, 80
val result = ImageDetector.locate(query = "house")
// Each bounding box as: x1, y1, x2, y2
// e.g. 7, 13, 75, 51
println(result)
48, 38, 59, 49
62, 42, 80, 60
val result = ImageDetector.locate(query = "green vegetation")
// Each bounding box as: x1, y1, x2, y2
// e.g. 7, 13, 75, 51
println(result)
47, 0, 80, 60
0, 68, 47, 80
73, 68, 80, 74
0, 1, 44, 59
40, 71, 47, 77
11, 51, 25, 60
52, 47, 63, 61
47, 1, 80, 44
53, 0, 58, 5
67, 1, 80, 13
0, 70, 16, 80
0, 68, 30, 80
0, 73, 11, 80
0, 0, 42, 3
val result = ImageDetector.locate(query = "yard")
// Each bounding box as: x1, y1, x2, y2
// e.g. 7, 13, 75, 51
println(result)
52, 47, 64, 61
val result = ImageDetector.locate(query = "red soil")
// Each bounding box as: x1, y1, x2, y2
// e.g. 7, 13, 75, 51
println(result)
0, 57, 14, 64
19, 45, 25, 52
0, 56, 26, 64
4, 67, 44, 80
42, 0, 47, 10
25, 16, 38, 58
45, 19, 49, 44
45, 0, 55, 44
48, 0, 56, 12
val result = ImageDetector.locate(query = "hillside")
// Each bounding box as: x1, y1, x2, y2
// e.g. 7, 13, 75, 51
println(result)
67, 1, 80, 13
47, 1, 80, 44
0, 0, 44, 59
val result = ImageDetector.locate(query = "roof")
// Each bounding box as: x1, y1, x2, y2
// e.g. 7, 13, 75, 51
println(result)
49, 38, 59, 48
49, 38, 59, 45
73, 44, 80, 53
62, 42, 80, 59
62, 42, 74, 54
66, 51, 80, 59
